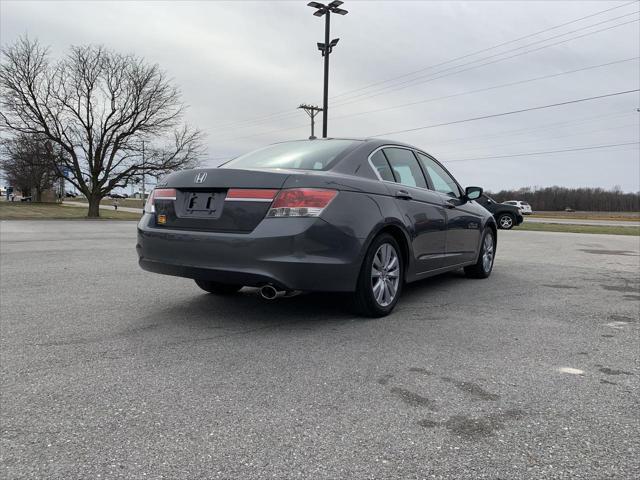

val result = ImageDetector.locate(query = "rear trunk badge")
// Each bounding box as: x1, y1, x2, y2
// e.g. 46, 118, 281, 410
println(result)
194, 172, 207, 183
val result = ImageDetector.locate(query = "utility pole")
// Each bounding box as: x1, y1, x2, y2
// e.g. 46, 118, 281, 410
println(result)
298, 104, 323, 139
307, 1, 349, 138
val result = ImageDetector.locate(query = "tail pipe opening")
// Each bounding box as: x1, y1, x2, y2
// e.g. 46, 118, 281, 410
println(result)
259, 285, 287, 300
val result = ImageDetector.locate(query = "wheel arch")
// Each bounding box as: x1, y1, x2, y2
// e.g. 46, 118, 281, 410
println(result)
475, 216, 497, 258
360, 221, 413, 283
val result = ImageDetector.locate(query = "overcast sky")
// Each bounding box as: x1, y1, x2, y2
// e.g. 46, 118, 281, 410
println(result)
2, 0, 639, 191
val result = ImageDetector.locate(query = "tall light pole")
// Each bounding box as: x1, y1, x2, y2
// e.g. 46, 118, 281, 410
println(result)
307, 1, 348, 138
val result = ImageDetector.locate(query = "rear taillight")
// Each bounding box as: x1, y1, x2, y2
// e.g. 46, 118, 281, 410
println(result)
144, 188, 176, 214
225, 189, 278, 202
267, 188, 337, 218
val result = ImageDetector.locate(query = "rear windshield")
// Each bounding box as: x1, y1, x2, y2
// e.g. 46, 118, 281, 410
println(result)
221, 140, 357, 171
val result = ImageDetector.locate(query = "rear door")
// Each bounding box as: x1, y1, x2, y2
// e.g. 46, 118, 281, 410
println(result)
153, 168, 290, 233
372, 148, 447, 272
416, 153, 483, 264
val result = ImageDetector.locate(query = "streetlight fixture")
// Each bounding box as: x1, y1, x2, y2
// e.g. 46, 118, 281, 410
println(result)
307, 1, 348, 138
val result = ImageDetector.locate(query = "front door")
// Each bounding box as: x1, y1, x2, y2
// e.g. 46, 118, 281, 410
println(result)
416, 152, 482, 265
371, 148, 447, 273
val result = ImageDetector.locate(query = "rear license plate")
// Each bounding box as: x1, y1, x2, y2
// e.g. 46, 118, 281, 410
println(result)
185, 192, 218, 216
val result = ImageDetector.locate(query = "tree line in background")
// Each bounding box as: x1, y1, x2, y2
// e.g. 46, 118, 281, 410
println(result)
487, 186, 640, 212
0, 36, 203, 217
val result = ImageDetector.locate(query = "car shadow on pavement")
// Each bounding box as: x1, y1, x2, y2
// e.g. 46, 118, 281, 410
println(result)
154, 270, 470, 333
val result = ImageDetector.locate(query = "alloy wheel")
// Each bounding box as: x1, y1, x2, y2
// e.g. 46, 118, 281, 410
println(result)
499, 215, 513, 229
371, 243, 400, 307
482, 232, 495, 272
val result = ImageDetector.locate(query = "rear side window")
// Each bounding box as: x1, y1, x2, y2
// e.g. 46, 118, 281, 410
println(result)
383, 148, 427, 188
416, 152, 461, 197
370, 150, 395, 181
222, 139, 357, 171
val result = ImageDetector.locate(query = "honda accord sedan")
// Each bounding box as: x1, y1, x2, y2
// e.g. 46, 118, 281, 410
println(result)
137, 138, 497, 316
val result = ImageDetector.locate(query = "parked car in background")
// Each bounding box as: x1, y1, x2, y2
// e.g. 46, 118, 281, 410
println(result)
476, 195, 523, 230
65, 191, 77, 198
137, 138, 497, 317
504, 200, 533, 215
108, 192, 126, 199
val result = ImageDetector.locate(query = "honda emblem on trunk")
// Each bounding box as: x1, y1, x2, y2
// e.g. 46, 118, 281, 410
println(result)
194, 172, 207, 184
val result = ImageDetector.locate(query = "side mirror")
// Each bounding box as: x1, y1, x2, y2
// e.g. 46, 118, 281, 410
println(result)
465, 186, 483, 201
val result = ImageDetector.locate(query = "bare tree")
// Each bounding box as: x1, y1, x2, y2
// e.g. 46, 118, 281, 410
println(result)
0, 133, 59, 201
0, 36, 204, 216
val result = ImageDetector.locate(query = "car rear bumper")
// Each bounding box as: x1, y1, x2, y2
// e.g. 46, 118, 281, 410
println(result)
136, 214, 365, 292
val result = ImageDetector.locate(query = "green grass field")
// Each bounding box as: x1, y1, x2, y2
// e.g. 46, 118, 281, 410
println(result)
514, 222, 639, 236
0, 202, 141, 220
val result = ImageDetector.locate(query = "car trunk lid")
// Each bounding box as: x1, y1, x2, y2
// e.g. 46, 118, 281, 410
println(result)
152, 168, 290, 233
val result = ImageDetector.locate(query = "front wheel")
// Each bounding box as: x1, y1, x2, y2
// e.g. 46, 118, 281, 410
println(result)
195, 279, 243, 295
354, 233, 403, 317
464, 229, 495, 279
497, 213, 514, 229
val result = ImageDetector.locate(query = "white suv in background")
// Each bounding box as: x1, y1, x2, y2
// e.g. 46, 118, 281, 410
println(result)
504, 200, 533, 215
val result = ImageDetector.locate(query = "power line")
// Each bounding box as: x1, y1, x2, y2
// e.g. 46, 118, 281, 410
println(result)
205, 1, 639, 133
214, 17, 638, 136
426, 109, 636, 148
446, 141, 639, 163
330, 0, 639, 100
437, 122, 638, 157
329, 57, 639, 122
371, 89, 640, 137
331, 15, 640, 107
216, 16, 638, 135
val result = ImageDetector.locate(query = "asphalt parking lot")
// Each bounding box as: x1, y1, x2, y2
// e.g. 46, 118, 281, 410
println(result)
1, 220, 638, 479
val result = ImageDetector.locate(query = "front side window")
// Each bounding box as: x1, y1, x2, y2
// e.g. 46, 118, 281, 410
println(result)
383, 148, 427, 189
221, 140, 357, 171
416, 152, 461, 197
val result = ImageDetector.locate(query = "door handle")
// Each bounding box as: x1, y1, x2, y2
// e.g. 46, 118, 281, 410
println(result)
395, 190, 412, 200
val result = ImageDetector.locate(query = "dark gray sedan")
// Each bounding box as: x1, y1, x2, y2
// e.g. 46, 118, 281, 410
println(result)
137, 138, 496, 316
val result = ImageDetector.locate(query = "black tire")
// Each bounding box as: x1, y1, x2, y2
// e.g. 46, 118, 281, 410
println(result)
497, 213, 514, 230
353, 233, 403, 317
195, 279, 243, 295
464, 229, 495, 279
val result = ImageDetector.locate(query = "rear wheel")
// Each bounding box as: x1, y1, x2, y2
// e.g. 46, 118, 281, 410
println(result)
195, 279, 243, 295
354, 233, 403, 317
497, 213, 514, 229
464, 229, 495, 279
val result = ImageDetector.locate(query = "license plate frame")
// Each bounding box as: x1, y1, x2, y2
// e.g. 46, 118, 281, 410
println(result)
184, 192, 219, 217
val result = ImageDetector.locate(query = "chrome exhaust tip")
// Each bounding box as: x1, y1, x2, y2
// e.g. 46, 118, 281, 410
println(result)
259, 285, 286, 300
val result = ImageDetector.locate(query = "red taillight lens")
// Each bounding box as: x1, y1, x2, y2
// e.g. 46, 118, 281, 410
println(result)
226, 189, 278, 202
154, 188, 177, 200
267, 188, 337, 218
144, 188, 176, 214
